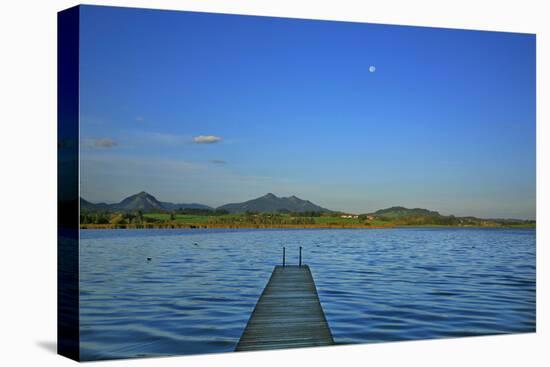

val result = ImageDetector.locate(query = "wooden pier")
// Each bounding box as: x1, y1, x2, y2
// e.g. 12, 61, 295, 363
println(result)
236, 260, 334, 351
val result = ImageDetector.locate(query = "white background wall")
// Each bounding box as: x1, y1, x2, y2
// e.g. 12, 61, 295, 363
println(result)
0, 1, 547, 366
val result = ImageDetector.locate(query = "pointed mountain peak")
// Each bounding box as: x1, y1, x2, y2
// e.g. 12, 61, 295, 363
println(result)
79, 192, 212, 213
116, 191, 163, 211
263, 193, 278, 199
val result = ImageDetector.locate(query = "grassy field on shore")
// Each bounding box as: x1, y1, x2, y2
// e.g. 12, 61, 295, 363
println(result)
142, 213, 385, 226
81, 213, 390, 229
80, 211, 535, 230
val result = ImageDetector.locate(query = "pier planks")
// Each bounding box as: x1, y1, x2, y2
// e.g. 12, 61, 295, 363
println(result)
236, 265, 334, 351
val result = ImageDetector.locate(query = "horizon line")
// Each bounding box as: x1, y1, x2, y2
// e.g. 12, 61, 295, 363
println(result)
79, 191, 536, 221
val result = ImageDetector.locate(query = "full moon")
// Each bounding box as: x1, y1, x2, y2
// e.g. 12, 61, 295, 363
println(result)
369, 65, 376, 73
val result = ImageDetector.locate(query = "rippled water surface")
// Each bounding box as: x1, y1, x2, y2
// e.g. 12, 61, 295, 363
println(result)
80, 228, 535, 360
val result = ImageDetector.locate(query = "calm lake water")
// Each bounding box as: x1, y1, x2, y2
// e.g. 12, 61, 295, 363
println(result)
79, 228, 536, 360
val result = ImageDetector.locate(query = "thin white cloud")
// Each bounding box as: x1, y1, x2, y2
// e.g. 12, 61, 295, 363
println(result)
194, 135, 222, 144
210, 159, 227, 165
82, 138, 118, 148
94, 138, 117, 148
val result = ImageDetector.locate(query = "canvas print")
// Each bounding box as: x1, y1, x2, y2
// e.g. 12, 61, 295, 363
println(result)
58, 5, 536, 361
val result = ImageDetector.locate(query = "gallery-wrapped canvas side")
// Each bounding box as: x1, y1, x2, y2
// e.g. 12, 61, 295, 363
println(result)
58, 5, 80, 362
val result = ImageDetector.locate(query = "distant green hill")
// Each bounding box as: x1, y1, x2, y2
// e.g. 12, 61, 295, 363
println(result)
371, 206, 441, 218
364, 206, 534, 228
217, 193, 331, 213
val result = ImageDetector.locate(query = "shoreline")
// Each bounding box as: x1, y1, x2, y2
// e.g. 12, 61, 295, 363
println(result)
80, 224, 535, 230
80, 224, 394, 230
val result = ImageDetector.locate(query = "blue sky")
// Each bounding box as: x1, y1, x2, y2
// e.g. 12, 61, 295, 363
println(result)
79, 6, 536, 219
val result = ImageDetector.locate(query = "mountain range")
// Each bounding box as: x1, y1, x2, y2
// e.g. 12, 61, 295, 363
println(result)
79, 191, 534, 224
79, 192, 450, 216
80, 192, 330, 214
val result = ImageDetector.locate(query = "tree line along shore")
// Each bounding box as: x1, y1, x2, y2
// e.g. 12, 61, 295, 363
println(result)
80, 208, 535, 230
